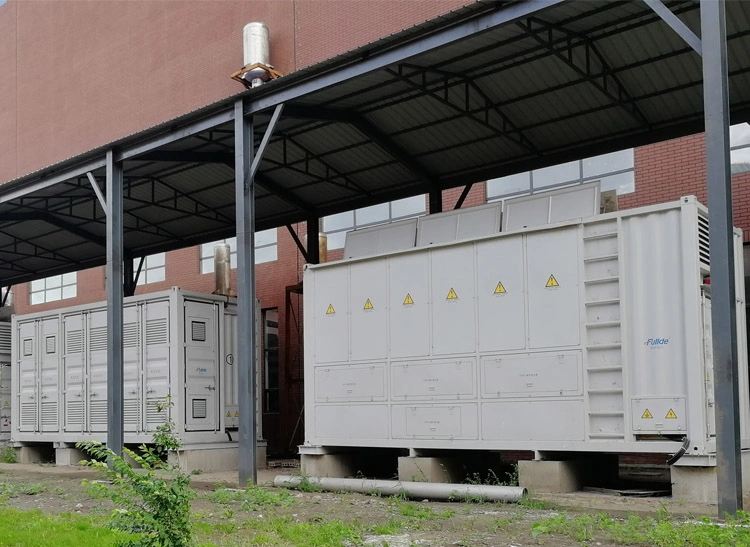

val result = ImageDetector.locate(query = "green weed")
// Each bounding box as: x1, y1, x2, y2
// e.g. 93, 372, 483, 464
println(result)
390, 498, 454, 520
0, 445, 17, 463
203, 486, 295, 511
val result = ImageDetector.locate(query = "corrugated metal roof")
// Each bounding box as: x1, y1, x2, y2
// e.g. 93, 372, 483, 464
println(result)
2, 0, 750, 285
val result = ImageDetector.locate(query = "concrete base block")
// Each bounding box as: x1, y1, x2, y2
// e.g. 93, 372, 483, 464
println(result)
672, 451, 750, 505
398, 457, 459, 483
168, 441, 267, 475
55, 447, 88, 466
16, 445, 48, 464
301, 453, 357, 478
518, 460, 584, 493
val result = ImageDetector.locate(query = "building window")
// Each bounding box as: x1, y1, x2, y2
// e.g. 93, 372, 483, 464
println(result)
200, 229, 278, 274
487, 148, 635, 201
323, 195, 426, 250
263, 309, 279, 414
135, 253, 166, 286
30, 273, 77, 305
731, 123, 750, 175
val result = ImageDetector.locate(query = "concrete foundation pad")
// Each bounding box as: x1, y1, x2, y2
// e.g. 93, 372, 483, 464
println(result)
168, 441, 267, 475
518, 460, 584, 493
398, 457, 459, 483
15, 445, 50, 464
671, 451, 750, 505
55, 446, 88, 466
301, 453, 357, 478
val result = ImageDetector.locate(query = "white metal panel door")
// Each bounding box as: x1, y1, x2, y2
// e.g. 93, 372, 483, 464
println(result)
431, 245, 476, 356
17, 321, 38, 432
87, 310, 108, 432
350, 259, 387, 361
63, 314, 85, 432
184, 301, 219, 431
143, 301, 171, 431
389, 252, 430, 358
123, 305, 141, 433
39, 318, 60, 432
0, 363, 10, 436
526, 228, 580, 348
314, 267, 349, 364
476, 236, 526, 352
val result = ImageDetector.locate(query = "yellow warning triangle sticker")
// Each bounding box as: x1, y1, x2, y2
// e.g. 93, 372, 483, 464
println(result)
363, 299, 373, 310
326, 304, 335, 315
226, 411, 231, 418
641, 409, 653, 419
234, 411, 239, 417
403, 293, 414, 305
545, 274, 559, 288
446, 288, 458, 300
665, 409, 678, 419
494, 281, 506, 294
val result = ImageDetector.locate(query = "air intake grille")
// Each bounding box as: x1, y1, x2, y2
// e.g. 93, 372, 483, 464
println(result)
41, 401, 57, 427
0, 324, 10, 352
22, 339, 33, 357
89, 400, 108, 425
123, 323, 139, 349
698, 215, 710, 267
146, 319, 168, 345
192, 399, 207, 419
90, 327, 107, 352
191, 321, 206, 342
45, 336, 56, 354
66, 330, 83, 354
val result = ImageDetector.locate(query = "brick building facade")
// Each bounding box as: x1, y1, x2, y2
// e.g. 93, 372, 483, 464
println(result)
1, 1, 749, 455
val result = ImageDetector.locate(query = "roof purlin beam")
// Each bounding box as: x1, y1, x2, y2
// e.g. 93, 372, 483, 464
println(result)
1, 212, 107, 247
387, 65, 541, 156
517, 16, 651, 129
643, 0, 702, 56
284, 105, 441, 191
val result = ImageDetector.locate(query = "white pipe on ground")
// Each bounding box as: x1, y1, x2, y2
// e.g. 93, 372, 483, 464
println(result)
273, 475, 527, 503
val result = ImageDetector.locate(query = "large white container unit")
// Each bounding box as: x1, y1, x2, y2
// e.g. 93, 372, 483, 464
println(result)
11, 288, 261, 446
0, 322, 11, 441
303, 196, 750, 461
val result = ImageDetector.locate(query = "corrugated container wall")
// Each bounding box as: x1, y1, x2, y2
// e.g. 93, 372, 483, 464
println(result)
303, 197, 750, 462
0, 322, 11, 441
10, 288, 261, 447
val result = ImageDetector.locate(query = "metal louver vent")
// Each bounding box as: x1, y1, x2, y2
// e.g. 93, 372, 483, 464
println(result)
123, 323, 139, 348
22, 339, 33, 357
45, 335, 56, 354
698, 215, 710, 267
191, 321, 206, 342
89, 401, 108, 425
41, 401, 57, 426
146, 319, 168, 345
192, 398, 207, 419
90, 327, 107, 352
66, 330, 83, 354
0, 323, 10, 350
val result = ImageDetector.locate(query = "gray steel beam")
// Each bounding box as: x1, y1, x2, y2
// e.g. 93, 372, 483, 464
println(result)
307, 217, 320, 265
644, 0, 702, 56
454, 184, 473, 210
235, 99, 258, 486
117, 109, 235, 162
701, 0, 743, 516
86, 172, 108, 212
0, 157, 106, 204
286, 224, 311, 263
250, 104, 285, 180
246, 0, 566, 114
105, 149, 125, 457
429, 189, 443, 214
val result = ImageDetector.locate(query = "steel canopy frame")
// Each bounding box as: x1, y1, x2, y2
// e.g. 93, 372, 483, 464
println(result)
0, 0, 744, 512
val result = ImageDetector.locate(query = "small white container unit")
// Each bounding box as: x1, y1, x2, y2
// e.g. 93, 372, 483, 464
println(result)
303, 194, 750, 462
0, 322, 11, 441
11, 288, 259, 446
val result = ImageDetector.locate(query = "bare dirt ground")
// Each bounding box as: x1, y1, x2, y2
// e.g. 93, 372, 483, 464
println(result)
0, 462, 719, 547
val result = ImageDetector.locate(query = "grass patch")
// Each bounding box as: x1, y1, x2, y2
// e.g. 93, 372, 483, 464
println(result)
531, 511, 750, 546
0, 508, 138, 547
203, 486, 295, 511
390, 498, 454, 520
195, 516, 362, 547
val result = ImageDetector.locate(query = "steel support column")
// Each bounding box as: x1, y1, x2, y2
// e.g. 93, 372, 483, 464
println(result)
429, 190, 442, 214
235, 99, 258, 485
105, 150, 124, 456
307, 217, 320, 265
701, 0, 743, 516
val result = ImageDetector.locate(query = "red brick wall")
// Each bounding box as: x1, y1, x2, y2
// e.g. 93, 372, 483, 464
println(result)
622, 133, 750, 241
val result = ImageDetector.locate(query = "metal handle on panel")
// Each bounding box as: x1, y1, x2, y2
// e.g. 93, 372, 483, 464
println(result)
147, 389, 155, 394
128, 390, 137, 395
206, 385, 215, 391
75, 393, 82, 398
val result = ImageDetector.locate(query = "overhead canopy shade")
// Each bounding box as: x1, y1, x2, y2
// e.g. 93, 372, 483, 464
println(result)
2, 0, 749, 285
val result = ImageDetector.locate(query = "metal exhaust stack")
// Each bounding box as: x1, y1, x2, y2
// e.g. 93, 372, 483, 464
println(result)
213, 243, 235, 297
231, 22, 282, 88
